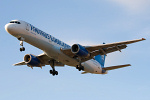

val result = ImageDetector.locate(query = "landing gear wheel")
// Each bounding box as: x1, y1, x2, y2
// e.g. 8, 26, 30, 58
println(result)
49, 70, 58, 76
76, 65, 79, 69
20, 48, 22, 52
20, 47, 25, 52
55, 71, 58, 75
22, 47, 25, 51
52, 73, 55, 76
81, 66, 84, 70
50, 70, 53, 74
76, 65, 84, 71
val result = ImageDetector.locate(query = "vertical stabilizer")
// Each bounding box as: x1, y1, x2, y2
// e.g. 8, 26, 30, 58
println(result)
94, 43, 106, 68
94, 54, 106, 68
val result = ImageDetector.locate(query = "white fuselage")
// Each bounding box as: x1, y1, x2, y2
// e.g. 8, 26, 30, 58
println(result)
5, 20, 104, 74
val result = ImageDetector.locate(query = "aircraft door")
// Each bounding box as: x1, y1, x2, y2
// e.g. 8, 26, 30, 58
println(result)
26, 23, 30, 31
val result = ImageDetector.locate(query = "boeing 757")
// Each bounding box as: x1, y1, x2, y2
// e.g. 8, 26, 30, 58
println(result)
5, 20, 146, 76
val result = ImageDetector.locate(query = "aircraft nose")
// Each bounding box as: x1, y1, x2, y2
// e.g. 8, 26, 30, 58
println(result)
5, 23, 14, 33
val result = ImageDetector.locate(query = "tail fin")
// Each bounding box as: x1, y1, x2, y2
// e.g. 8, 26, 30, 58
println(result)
94, 42, 106, 68
94, 54, 106, 68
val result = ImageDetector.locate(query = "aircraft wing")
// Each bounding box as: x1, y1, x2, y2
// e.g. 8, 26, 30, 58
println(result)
61, 38, 145, 62
13, 61, 26, 66
85, 38, 145, 52
13, 53, 64, 67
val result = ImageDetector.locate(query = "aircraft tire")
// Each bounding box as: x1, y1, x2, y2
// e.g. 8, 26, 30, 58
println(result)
52, 72, 55, 76
22, 47, 25, 51
50, 70, 53, 74
55, 71, 58, 75
82, 66, 84, 70
20, 48, 22, 52
76, 66, 79, 69
78, 68, 81, 71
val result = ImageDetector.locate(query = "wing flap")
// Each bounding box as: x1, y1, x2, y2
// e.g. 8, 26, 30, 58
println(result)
102, 64, 131, 71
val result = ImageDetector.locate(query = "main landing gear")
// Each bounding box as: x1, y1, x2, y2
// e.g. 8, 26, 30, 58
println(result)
75, 58, 84, 71
49, 60, 58, 76
18, 37, 25, 52
49, 70, 58, 76
76, 63, 84, 71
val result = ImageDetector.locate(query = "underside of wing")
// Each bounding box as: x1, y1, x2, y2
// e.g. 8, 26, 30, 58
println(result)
37, 53, 64, 66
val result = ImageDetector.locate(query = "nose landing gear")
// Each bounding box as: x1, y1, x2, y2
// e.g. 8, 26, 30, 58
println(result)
18, 37, 25, 52
20, 41, 25, 51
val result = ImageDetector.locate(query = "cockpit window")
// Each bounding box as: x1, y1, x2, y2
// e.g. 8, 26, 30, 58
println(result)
10, 21, 21, 24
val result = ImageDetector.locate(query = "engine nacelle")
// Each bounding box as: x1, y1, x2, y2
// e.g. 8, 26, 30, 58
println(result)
24, 54, 41, 67
71, 44, 90, 57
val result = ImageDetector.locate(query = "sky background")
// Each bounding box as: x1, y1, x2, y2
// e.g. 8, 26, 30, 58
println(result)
0, 0, 150, 100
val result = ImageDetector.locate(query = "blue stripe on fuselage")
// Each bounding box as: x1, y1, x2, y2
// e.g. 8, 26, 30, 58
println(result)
30, 24, 70, 48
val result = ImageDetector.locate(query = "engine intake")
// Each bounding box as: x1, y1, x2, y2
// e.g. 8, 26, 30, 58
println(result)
71, 44, 90, 57
24, 54, 41, 67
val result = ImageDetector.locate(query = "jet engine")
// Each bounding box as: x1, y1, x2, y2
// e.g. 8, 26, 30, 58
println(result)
24, 54, 41, 67
71, 44, 90, 57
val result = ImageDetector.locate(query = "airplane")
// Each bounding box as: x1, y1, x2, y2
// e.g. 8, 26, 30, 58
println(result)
5, 20, 146, 76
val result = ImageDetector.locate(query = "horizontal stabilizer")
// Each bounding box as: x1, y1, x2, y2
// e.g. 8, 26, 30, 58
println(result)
81, 71, 89, 74
13, 61, 26, 66
102, 64, 131, 71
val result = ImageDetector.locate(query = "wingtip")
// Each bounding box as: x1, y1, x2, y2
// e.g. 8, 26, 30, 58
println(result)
125, 64, 131, 67
142, 38, 146, 40
128, 64, 131, 66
